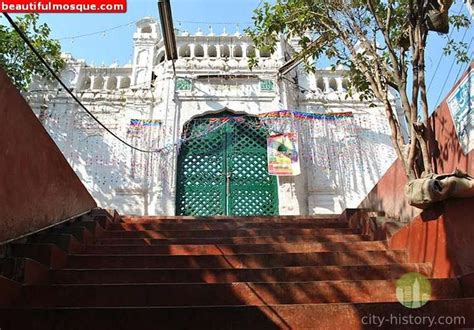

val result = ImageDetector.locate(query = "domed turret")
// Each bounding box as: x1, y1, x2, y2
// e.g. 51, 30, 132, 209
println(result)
134, 17, 160, 41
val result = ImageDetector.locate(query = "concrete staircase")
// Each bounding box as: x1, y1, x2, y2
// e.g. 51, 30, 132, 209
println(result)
0, 210, 473, 329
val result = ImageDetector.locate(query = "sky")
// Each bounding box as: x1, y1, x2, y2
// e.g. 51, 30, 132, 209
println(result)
39, 0, 262, 65
1, 0, 472, 112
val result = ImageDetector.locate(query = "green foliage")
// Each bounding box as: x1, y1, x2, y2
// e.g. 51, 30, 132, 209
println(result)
0, 14, 64, 91
246, 0, 471, 177
245, 0, 471, 101
443, 14, 472, 64
443, 39, 471, 64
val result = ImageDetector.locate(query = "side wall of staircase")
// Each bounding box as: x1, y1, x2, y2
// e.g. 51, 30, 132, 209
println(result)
0, 68, 97, 243
358, 62, 474, 279
361, 62, 473, 223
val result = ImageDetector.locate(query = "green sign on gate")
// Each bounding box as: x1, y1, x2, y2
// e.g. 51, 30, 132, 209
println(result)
175, 112, 279, 216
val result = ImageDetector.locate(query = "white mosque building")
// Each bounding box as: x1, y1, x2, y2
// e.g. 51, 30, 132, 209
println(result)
26, 17, 399, 216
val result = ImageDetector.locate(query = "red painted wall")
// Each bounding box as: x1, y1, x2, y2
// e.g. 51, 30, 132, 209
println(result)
359, 159, 418, 223
0, 68, 96, 243
358, 62, 474, 278
431, 85, 473, 175
361, 62, 474, 221
390, 197, 474, 278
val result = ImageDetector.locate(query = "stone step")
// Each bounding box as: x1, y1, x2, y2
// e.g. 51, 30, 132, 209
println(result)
22, 279, 459, 307
69, 220, 106, 238
0, 276, 21, 306
81, 241, 389, 255
94, 234, 368, 245
121, 215, 341, 223
49, 226, 94, 244
82, 214, 115, 229
9, 244, 68, 269
2, 298, 473, 329
66, 250, 407, 269
111, 221, 349, 231
27, 233, 84, 253
100, 228, 356, 239
0, 258, 49, 285
50, 263, 432, 284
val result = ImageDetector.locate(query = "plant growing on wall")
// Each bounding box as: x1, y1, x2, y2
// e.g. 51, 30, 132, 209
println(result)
246, 0, 470, 180
0, 14, 65, 91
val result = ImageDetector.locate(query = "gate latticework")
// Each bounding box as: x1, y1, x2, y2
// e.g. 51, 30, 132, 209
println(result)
176, 112, 279, 216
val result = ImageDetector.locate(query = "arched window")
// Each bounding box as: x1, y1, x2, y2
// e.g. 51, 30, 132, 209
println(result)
221, 45, 230, 58
155, 51, 165, 65
141, 26, 152, 33
316, 77, 325, 92
329, 78, 337, 92
93, 76, 104, 90
208, 45, 217, 57
233, 45, 243, 57
259, 48, 271, 57
342, 79, 349, 92
120, 76, 131, 89
194, 44, 204, 57
136, 69, 146, 86
81, 76, 91, 90
179, 45, 191, 58
246, 45, 256, 58
106, 76, 117, 90
136, 49, 148, 65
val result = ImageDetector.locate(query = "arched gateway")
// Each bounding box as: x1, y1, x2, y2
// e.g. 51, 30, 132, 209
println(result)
176, 110, 279, 216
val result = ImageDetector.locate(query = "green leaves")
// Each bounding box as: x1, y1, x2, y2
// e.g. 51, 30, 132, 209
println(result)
443, 38, 471, 64
0, 14, 65, 91
448, 13, 470, 30
247, 0, 472, 178
247, 0, 471, 99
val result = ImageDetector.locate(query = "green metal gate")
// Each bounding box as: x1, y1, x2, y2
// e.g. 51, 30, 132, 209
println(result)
176, 112, 279, 216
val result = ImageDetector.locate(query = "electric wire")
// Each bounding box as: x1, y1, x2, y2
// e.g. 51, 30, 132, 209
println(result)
281, 76, 314, 94
427, 5, 463, 92
55, 19, 252, 41
176, 20, 252, 26
3, 12, 154, 153
434, 29, 470, 107
452, 38, 474, 83
4, 12, 351, 154
4, 13, 248, 154
56, 20, 137, 40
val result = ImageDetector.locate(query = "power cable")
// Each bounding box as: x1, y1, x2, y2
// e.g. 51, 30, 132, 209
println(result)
434, 29, 470, 107
427, 5, 463, 92
4, 13, 236, 154
452, 38, 473, 83
176, 20, 252, 26
3, 12, 154, 153
281, 76, 314, 94
56, 20, 137, 40
55, 19, 252, 41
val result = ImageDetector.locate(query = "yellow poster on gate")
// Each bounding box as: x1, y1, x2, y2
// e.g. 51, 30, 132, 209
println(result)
267, 133, 301, 176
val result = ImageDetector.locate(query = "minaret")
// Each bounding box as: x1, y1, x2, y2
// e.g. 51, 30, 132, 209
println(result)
131, 17, 160, 88
412, 277, 421, 308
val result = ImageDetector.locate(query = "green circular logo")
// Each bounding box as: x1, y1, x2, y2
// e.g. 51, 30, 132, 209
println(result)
396, 272, 432, 308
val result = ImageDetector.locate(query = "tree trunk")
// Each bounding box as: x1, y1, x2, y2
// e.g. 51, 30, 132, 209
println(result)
418, 46, 435, 174
382, 96, 414, 179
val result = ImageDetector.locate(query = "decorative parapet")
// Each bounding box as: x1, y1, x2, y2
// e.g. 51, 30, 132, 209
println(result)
76, 67, 133, 91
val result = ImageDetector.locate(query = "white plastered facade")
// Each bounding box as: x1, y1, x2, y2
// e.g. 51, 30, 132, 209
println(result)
27, 17, 399, 216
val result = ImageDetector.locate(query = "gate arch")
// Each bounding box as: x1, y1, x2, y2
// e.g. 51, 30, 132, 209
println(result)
175, 110, 279, 216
